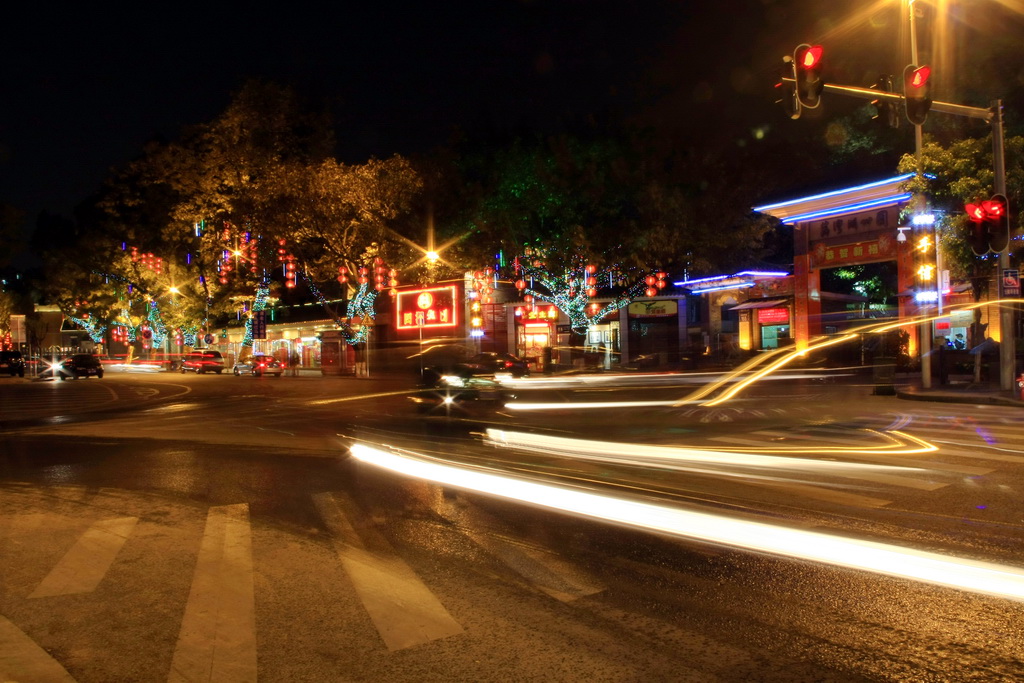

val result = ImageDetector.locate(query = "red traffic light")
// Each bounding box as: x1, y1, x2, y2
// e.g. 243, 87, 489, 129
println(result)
908, 65, 931, 89
982, 198, 1006, 218
966, 203, 986, 222
800, 45, 823, 70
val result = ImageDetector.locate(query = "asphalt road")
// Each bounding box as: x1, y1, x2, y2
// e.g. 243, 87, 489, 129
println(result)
2, 368, 1024, 682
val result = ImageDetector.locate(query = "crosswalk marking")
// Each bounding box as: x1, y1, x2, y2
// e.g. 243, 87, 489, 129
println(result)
436, 497, 604, 602
312, 492, 463, 651
28, 517, 138, 598
0, 615, 77, 683
169, 504, 257, 683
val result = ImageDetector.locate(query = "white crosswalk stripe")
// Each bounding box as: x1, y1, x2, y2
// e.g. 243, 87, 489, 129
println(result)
312, 491, 464, 651
0, 615, 77, 683
29, 517, 138, 598
169, 503, 257, 683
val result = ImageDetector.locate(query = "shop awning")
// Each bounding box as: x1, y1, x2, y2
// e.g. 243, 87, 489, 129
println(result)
728, 298, 789, 310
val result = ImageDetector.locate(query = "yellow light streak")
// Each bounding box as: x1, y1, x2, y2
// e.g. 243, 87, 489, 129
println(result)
350, 442, 1024, 601
485, 429, 933, 468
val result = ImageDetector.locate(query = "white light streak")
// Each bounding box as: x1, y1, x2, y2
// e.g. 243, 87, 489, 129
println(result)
350, 442, 1024, 601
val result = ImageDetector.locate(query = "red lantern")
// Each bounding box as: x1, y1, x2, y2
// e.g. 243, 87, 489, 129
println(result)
645, 275, 657, 286
587, 276, 597, 287
337, 275, 346, 283
515, 279, 526, 290
586, 288, 597, 297
524, 294, 534, 303
374, 257, 384, 266
388, 269, 397, 277
646, 287, 657, 297
286, 281, 296, 289
375, 283, 384, 291
656, 280, 666, 289
359, 277, 368, 285
585, 264, 597, 274
359, 267, 368, 276
656, 271, 667, 280
338, 266, 348, 275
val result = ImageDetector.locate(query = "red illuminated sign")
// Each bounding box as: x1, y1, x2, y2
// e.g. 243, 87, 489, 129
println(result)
757, 307, 790, 324
396, 286, 458, 329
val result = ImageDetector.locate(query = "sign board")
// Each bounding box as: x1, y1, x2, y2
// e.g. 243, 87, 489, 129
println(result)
203, 333, 215, 345
1002, 269, 1020, 298
757, 307, 790, 324
627, 300, 678, 317
396, 285, 458, 330
252, 310, 267, 339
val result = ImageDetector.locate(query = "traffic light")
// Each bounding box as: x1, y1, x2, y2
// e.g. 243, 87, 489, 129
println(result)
966, 194, 1011, 255
984, 194, 1010, 253
903, 64, 932, 126
775, 56, 800, 119
966, 201, 989, 255
870, 75, 899, 129
794, 44, 824, 108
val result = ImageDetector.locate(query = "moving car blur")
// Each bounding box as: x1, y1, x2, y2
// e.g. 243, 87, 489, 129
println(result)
454, 351, 530, 378
180, 350, 226, 374
232, 355, 284, 377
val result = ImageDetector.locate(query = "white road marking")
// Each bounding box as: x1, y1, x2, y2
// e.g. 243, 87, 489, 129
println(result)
168, 504, 257, 683
312, 492, 463, 651
28, 517, 138, 598
0, 615, 77, 682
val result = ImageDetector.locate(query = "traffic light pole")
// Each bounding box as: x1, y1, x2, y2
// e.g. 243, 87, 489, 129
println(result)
782, 78, 1014, 390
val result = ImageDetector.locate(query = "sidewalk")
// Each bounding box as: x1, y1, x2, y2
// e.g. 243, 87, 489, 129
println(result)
894, 375, 1022, 407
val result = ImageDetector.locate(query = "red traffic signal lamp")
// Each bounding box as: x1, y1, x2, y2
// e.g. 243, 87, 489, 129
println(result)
794, 44, 824, 108
966, 194, 1010, 254
903, 64, 932, 126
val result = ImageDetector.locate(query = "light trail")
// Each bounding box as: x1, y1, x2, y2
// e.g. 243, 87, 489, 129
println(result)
484, 429, 937, 466
350, 442, 1024, 601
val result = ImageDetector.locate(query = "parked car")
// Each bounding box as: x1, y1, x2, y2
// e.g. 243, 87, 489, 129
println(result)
232, 355, 284, 377
454, 352, 530, 378
58, 353, 104, 380
180, 350, 226, 374
0, 350, 25, 377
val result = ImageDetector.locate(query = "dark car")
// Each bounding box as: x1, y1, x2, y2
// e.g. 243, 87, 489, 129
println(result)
180, 350, 226, 374
455, 352, 530, 378
0, 350, 25, 377
59, 353, 104, 380
232, 355, 284, 377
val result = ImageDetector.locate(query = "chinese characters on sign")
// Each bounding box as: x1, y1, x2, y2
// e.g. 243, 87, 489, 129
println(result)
814, 210, 890, 240
396, 286, 458, 329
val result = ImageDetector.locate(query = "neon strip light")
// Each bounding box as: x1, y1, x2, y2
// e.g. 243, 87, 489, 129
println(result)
753, 174, 915, 212
782, 194, 912, 224
678, 271, 789, 287
683, 282, 756, 293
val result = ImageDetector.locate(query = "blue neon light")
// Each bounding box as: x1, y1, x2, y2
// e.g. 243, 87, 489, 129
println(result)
781, 194, 912, 224
677, 270, 789, 287
753, 174, 916, 212
677, 282, 756, 293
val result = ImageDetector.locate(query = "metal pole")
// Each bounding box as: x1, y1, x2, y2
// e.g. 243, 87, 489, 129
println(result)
908, 0, 932, 389
992, 100, 1015, 391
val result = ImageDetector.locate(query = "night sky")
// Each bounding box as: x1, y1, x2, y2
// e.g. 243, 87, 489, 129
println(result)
3, 1, 1014, 233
